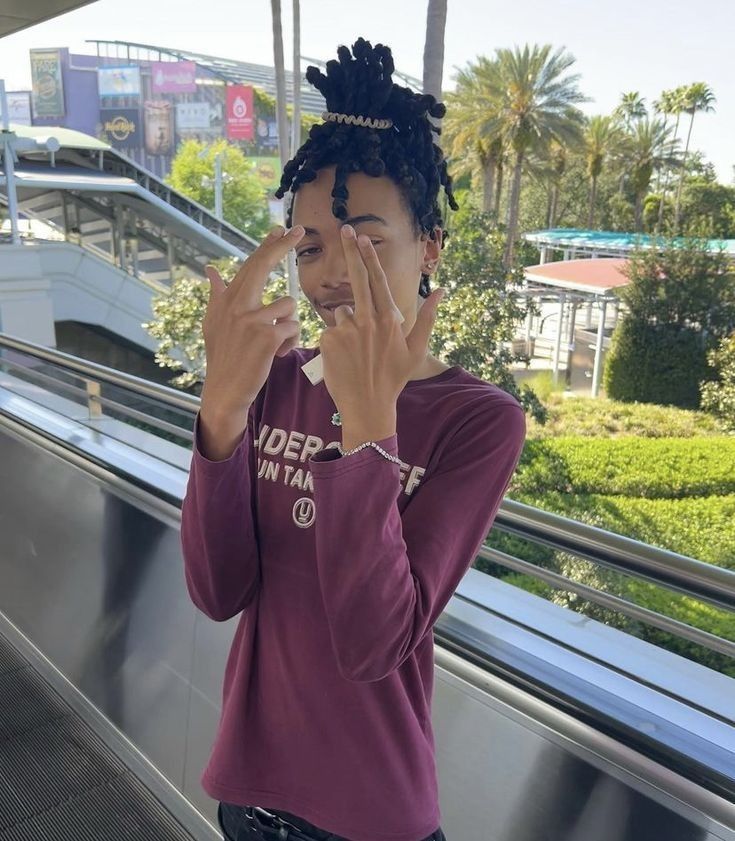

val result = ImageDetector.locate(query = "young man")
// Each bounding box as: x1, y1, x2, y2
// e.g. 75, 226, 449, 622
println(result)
181, 36, 526, 841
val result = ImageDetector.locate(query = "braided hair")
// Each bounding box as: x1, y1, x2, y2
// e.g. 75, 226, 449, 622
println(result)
275, 36, 459, 298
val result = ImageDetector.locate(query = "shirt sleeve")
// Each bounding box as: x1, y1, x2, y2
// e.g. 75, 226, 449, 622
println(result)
307, 400, 527, 682
180, 399, 262, 621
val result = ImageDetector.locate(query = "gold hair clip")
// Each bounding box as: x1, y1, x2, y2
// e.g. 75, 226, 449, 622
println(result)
321, 111, 393, 130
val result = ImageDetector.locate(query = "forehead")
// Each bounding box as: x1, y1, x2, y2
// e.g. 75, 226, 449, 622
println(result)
291, 164, 409, 229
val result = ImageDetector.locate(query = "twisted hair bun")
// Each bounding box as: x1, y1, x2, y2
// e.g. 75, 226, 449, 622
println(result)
275, 36, 458, 297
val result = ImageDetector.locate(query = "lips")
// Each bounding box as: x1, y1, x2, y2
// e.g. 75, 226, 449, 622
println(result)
321, 301, 355, 311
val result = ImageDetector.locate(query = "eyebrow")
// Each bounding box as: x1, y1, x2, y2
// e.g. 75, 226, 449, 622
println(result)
301, 214, 389, 236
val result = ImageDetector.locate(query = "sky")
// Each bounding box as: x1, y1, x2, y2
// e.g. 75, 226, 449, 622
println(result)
0, 0, 732, 183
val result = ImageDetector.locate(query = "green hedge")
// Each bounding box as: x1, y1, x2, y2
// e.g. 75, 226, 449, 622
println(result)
481, 396, 735, 678
603, 319, 715, 409
525, 394, 724, 439
514, 436, 735, 499
505, 490, 735, 569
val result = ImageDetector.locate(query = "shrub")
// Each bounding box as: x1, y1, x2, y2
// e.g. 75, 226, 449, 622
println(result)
604, 318, 714, 408
524, 393, 725, 439
514, 436, 735, 499
700, 333, 735, 431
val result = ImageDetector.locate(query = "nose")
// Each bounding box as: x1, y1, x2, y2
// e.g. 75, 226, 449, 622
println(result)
319, 244, 352, 292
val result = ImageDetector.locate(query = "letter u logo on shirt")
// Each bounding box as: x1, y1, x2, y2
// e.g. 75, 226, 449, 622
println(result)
293, 497, 316, 529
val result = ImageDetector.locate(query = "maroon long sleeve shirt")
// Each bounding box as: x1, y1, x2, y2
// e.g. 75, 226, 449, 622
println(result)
180, 345, 526, 841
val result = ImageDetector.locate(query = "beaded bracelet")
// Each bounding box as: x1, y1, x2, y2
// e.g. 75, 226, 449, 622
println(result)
336, 440, 402, 464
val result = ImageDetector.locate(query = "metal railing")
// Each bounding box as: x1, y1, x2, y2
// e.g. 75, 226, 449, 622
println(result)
0, 333, 197, 459
1, 331, 733, 663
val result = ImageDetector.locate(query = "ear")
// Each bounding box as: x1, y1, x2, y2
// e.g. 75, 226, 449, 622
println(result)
420, 226, 443, 271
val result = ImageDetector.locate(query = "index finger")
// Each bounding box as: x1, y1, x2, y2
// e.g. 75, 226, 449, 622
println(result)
230, 225, 305, 306
340, 225, 373, 319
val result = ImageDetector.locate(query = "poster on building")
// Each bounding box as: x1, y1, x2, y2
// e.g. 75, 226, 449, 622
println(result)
6, 92, 32, 125
100, 108, 141, 148
151, 61, 197, 94
29, 49, 65, 118
175, 102, 211, 131
98, 66, 141, 98
226, 84, 254, 140
175, 94, 223, 144
144, 100, 174, 155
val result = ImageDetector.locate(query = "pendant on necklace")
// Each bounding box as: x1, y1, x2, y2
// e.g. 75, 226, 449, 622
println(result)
331, 411, 342, 427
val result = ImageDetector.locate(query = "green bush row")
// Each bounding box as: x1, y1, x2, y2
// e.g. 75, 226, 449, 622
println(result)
514, 436, 735, 499
525, 394, 725, 439
503, 489, 735, 569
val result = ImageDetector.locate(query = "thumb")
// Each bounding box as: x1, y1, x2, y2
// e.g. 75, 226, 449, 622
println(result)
406, 288, 446, 361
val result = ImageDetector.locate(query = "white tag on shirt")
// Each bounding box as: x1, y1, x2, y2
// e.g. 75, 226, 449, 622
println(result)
301, 353, 324, 385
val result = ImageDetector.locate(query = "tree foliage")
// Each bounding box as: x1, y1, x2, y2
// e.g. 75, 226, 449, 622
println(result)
617, 236, 735, 336
603, 237, 735, 408
700, 333, 735, 430
166, 138, 272, 240
429, 199, 547, 421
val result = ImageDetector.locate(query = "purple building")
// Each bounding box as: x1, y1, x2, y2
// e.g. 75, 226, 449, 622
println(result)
20, 41, 327, 179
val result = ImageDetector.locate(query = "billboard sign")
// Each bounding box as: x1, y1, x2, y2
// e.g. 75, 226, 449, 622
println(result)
175, 101, 211, 130
144, 100, 174, 155
98, 66, 141, 97
226, 84, 254, 140
5, 91, 32, 125
30, 49, 65, 118
151, 61, 197, 93
100, 107, 141, 148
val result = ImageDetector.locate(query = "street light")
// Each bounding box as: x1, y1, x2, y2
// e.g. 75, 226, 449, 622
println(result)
197, 147, 232, 222
1, 79, 60, 245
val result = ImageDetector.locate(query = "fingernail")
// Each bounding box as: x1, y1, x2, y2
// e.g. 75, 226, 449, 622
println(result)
341, 224, 355, 238
290, 225, 304, 235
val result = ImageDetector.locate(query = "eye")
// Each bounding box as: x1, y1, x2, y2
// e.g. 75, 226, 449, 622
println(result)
296, 247, 320, 259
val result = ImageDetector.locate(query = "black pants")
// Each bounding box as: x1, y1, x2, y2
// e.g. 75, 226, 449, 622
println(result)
217, 801, 448, 841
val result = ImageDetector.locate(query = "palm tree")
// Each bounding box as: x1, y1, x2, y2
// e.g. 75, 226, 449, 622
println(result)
545, 140, 567, 227
626, 116, 677, 231
656, 85, 687, 231
290, 0, 301, 159
271, 0, 289, 172
270, 0, 298, 299
488, 44, 588, 266
443, 58, 505, 214
583, 114, 621, 229
673, 81, 716, 229
614, 91, 647, 129
523, 139, 575, 228
423, 0, 448, 125
652, 91, 672, 192
492, 137, 508, 216
613, 92, 647, 195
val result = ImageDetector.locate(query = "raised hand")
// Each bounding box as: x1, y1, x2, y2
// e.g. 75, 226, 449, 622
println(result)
199, 224, 306, 442
319, 223, 445, 431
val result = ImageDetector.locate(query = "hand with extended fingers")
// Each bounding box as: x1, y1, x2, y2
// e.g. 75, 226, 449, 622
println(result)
200, 224, 305, 424
319, 223, 445, 427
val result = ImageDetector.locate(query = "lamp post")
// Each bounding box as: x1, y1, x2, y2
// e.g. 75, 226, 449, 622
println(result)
214, 152, 223, 221
1, 79, 60, 245
198, 148, 232, 222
